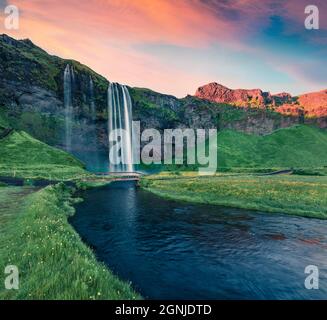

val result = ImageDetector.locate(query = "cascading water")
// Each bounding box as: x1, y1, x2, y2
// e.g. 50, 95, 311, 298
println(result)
64, 64, 73, 152
107, 83, 134, 173
89, 76, 96, 121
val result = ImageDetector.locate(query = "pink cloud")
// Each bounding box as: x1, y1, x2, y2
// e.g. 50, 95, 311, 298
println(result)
1, 0, 325, 96
6, 0, 226, 47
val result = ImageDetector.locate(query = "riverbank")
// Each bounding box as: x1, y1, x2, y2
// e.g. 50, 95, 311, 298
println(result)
0, 184, 141, 300
0, 185, 35, 231
141, 173, 327, 219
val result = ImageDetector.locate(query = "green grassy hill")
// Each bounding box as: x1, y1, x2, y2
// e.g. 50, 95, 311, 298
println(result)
0, 130, 89, 180
166, 125, 327, 173
215, 125, 327, 170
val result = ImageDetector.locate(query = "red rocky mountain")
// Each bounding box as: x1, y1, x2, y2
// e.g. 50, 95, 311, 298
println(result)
195, 82, 327, 117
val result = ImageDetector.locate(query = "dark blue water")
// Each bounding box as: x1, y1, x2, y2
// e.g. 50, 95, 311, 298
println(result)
70, 182, 327, 300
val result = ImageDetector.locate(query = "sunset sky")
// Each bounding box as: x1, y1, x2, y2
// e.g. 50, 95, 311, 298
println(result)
0, 0, 326, 97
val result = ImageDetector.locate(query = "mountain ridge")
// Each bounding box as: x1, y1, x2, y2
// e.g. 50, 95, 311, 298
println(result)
195, 82, 327, 118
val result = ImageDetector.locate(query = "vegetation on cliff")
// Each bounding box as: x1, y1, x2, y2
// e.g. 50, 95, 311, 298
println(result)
0, 34, 108, 105
130, 88, 298, 134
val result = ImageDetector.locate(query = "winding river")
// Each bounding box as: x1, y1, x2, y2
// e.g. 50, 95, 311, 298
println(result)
70, 182, 327, 300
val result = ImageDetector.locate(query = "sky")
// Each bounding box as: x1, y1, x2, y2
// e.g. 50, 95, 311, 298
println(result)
0, 0, 326, 97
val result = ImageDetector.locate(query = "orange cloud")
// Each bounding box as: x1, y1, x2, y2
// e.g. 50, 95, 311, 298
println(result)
0, 0, 233, 96
6, 0, 226, 47
1, 0, 325, 97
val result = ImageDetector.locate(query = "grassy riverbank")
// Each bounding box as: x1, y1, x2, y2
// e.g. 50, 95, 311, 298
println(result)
141, 173, 327, 219
0, 184, 140, 300
0, 185, 35, 232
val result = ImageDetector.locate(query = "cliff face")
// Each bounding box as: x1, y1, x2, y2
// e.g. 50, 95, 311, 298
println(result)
195, 83, 269, 108
195, 82, 327, 120
0, 34, 109, 150
131, 91, 311, 135
0, 34, 326, 163
298, 90, 327, 117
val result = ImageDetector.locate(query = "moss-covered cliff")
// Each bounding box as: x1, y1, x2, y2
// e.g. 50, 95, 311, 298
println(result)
0, 34, 109, 150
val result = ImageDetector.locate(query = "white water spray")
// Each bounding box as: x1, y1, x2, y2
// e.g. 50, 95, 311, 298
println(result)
107, 83, 134, 172
64, 64, 73, 152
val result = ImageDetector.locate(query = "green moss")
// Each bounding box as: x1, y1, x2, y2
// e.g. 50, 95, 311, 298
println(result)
76, 180, 112, 190
150, 125, 327, 173
0, 186, 34, 230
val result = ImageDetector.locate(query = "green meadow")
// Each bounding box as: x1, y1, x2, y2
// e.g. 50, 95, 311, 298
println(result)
0, 127, 139, 299
161, 125, 327, 174
141, 173, 327, 219
216, 125, 327, 170
0, 184, 140, 300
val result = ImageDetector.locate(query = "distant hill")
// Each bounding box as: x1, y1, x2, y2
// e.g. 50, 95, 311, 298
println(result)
195, 82, 327, 118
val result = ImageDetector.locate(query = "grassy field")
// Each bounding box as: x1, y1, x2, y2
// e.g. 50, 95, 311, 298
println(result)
216, 125, 327, 169
0, 185, 35, 232
0, 184, 141, 300
144, 125, 327, 175
0, 130, 91, 180
141, 173, 327, 219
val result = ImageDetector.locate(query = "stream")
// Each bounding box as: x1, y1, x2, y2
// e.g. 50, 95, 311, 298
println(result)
70, 181, 327, 300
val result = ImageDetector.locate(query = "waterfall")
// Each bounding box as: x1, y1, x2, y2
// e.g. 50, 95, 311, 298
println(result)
107, 83, 134, 173
89, 76, 96, 121
71, 66, 76, 92
64, 64, 73, 152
